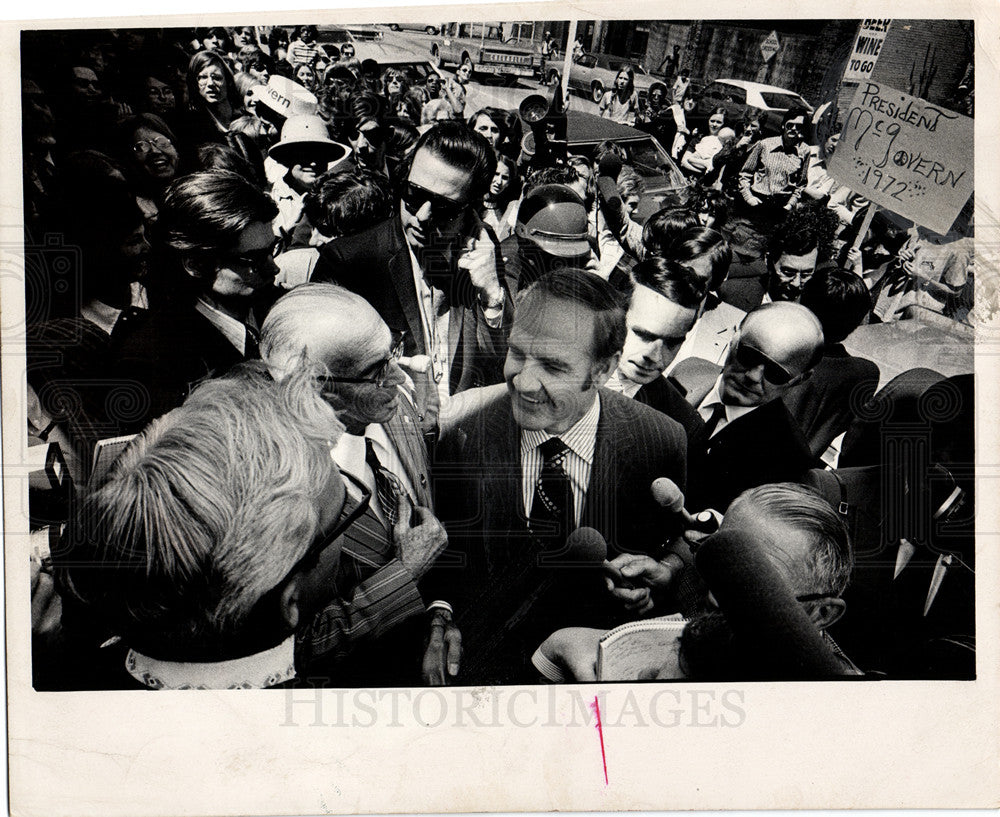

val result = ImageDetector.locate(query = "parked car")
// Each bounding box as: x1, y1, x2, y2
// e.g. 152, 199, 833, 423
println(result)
384, 22, 440, 35
317, 25, 382, 60
543, 52, 658, 105
430, 22, 537, 82
557, 110, 692, 206
688, 78, 814, 136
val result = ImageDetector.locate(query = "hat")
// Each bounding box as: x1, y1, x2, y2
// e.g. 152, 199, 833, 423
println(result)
251, 76, 317, 120
515, 184, 591, 258
268, 115, 351, 167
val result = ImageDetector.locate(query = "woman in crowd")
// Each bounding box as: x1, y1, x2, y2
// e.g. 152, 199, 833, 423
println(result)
118, 113, 182, 223
480, 153, 521, 241
599, 65, 640, 126
131, 67, 180, 127
381, 67, 411, 108
293, 62, 318, 92
444, 63, 472, 118
181, 50, 244, 144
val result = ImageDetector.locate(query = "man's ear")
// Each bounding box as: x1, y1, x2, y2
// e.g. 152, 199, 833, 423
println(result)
181, 254, 215, 281
805, 597, 846, 630
592, 351, 621, 387
278, 577, 302, 631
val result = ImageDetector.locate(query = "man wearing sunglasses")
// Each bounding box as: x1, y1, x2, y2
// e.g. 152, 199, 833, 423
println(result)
314, 121, 511, 401
737, 107, 811, 215
672, 301, 823, 511
261, 284, 454, 684
63, 366, 360, 689
113, 170, 281, 432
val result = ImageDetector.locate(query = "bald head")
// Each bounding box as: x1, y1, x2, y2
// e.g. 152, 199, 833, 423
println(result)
720, 302, 823, 407
260, 283, 388, 379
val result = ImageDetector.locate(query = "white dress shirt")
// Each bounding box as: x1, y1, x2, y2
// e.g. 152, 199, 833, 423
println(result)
697, 375, 755, 437
519, 394, 601, 526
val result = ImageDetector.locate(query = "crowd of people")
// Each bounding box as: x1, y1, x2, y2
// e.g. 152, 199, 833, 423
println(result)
23, 26, 974, 689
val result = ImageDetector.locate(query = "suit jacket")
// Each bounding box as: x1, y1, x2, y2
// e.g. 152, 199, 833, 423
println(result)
718, 258, 767, 312
297, 398, 437, 672
782, 345, 880, 457
112, 304, 247, 432
432, 385, 688, 682
803, 466, 975, 679
670, 356, 816, 510
634, 374, 707, 468
313, 217, 511, 394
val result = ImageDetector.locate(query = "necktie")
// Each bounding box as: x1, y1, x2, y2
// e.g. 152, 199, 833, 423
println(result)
244, 325, 261, 360
528, 437, 573, 546
365, 438, 402, 527
703, 401, 728, 438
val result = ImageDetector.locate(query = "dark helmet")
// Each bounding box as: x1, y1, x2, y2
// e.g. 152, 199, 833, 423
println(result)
514, 183, 590, 257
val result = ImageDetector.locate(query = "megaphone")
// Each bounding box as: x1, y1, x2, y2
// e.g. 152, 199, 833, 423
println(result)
518, 94, 549, 126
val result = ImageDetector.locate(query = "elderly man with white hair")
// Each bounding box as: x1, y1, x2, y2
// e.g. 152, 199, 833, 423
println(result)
261, 282, 457, 685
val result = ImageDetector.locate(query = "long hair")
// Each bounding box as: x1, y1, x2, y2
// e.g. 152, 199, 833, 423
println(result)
186, 50, 238, 111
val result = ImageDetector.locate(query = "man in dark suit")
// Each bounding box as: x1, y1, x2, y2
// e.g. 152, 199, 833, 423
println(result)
434, 270, 688, 684
312, 121, 511, 398
260, 283, 451, 684
113, 170, 281, 432
783, 266, 880, 458
671, 302, 823, 512
605, 256, 708, 451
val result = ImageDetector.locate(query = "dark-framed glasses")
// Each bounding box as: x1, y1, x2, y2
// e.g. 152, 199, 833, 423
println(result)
734, 341, 794, 385
401, 181, 468, 222
318, 332, 406, 388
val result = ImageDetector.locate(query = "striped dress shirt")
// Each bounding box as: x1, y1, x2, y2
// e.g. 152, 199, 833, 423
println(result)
519, 395, 601, 527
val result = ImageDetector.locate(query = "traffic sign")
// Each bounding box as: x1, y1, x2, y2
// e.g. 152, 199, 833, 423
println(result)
760, 30, 780, 61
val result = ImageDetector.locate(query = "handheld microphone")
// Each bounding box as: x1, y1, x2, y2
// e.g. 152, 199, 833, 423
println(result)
540, 525, 608, 567
694, 530, 847, 678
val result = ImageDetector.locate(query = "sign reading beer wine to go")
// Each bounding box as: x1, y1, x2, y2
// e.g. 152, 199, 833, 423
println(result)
843, 19, 891, 83
827, 81, 974, 235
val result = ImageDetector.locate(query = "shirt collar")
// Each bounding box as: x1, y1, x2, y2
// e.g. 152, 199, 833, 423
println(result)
195, 297, 256, 355
333, 432, 367, 481
521, 392, 601, 465
125, 636, 296, 689
607, 368, 643, 399
701, 375, 756, 425
80, 298, 122, 336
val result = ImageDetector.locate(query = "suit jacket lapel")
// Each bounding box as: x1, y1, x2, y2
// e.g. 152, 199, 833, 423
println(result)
387, 221, 426, 353
384, 396, 434, 509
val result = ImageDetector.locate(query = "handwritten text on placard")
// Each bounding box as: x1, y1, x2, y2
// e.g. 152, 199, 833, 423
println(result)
827, 82, 973, 234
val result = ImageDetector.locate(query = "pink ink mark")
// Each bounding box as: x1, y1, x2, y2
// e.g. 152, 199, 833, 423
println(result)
591, 695, 609, 785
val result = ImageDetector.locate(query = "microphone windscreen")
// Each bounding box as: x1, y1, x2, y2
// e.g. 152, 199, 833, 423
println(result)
598, 152, 623, 181
564, 526, 609, 564
694, 529, 847, 678
651, 477, 685, 513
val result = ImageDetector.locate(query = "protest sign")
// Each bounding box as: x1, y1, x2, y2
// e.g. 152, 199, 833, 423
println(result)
843, 19, 891, 83
827, 81, 973, 234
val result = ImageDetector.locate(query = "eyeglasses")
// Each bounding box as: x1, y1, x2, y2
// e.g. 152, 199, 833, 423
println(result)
401, 181, 468, 222
318, 332, 406, 388
734, 341, 794, 385
783, 121, 804, 132
133, 135, 173, 156
794, 592, 836, 604
217, 238, 281, 271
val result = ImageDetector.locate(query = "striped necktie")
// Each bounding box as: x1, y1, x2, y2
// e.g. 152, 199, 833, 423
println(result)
365, 437, 402, 527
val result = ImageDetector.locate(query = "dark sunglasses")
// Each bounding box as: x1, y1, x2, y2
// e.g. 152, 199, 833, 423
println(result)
734, 341, 794, 385
401, 181, 467, 222
218, 237, 281, 271
317, 332, 405, 388
344, 121, 385, 144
